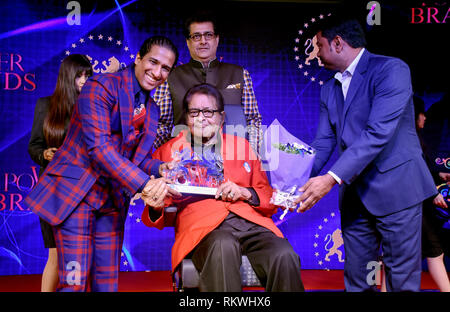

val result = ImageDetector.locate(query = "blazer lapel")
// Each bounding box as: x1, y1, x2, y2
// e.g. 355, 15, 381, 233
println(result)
119, 67, 135, 149
340, 50, 370, 135
132, 97, 156, 165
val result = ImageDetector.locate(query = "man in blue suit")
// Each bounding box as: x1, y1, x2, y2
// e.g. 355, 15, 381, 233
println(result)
295, 16, 437, 291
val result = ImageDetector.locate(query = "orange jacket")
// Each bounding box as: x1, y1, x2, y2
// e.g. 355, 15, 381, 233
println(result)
142, 131, 283, 271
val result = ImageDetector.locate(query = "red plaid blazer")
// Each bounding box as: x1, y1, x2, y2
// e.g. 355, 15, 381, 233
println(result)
25, 66, 162, 226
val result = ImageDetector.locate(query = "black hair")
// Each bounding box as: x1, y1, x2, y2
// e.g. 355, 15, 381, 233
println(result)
182, 83, 224, 113
183, 10, 218, 39
137, 35, 179, 68
317, 14, 367, 48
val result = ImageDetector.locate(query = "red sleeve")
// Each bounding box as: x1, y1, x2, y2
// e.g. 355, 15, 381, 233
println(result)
249, 151, 278, 217
141, 139, 177, 228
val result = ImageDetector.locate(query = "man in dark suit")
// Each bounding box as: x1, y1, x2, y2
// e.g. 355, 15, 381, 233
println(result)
294, 16, 437, 291
25, 36, 180, 291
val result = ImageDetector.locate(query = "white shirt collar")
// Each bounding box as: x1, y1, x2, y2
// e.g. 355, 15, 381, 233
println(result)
334, 48, 365, 82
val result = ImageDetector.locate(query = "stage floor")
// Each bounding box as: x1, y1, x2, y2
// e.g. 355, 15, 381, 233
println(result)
0, 270, 442, 292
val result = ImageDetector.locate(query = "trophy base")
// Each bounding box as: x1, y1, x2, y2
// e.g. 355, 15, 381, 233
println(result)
169, 184, 218, 196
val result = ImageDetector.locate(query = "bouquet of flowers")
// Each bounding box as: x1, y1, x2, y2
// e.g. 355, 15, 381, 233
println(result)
262, 119, 316, 219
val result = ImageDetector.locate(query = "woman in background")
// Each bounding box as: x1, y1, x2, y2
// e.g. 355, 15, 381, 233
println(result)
380, 96, 450, 292
28, 54, 92, 291
415, 96, 450, 292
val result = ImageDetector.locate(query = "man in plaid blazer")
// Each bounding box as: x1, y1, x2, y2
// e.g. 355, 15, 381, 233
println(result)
25, 36, 179, 291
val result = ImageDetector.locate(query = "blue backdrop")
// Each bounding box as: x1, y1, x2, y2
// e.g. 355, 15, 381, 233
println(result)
1, 0, 448, 276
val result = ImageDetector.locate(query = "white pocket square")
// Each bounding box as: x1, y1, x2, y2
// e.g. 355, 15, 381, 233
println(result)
226, 83, 241, 89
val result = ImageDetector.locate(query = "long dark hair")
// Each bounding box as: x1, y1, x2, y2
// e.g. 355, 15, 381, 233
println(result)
43, 54, 92, 147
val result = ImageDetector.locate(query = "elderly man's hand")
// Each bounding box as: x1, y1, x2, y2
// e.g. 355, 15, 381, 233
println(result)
159, 160, 178, 177
215, 181, 252, 202
294, 174, 337, 213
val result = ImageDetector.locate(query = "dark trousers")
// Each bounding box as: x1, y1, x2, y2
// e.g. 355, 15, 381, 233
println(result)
191, 215, 304, 292
341, 192, 423, 292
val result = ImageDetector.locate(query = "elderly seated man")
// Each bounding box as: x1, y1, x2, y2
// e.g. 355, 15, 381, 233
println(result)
142, 83, 304, 292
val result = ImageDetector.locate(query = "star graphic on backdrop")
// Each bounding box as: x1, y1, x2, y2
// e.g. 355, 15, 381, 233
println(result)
116, 40, 122, 45
108, 36, 113, 41
294, 13, 332, 85
65, 50, 70, 55
88, 35, 93, 40
79, 38, 84, 43
98, 34, 103, 40
71, 43, 77, 48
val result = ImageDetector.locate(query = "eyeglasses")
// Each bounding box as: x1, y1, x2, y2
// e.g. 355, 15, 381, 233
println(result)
188, 32, 216, 42
187, 109, 221, 118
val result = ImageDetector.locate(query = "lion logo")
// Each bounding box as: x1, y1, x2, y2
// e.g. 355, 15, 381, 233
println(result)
86, 55, 125, 74
294, 13, 334, 86
304, 35, 323, 67
324, 228, 345, 262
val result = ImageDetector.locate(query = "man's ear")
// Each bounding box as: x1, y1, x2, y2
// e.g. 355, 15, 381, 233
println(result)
134, 53, 141, 65
220, 111, 225, 127
333, 36, 344, 53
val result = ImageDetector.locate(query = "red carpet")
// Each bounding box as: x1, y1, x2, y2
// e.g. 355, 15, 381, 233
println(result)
0, 270, 442, 292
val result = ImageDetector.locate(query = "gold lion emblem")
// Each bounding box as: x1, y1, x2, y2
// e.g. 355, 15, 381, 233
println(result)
86, 55, 125, 74
324, 228, 345, 262
304, 35, 323, 67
